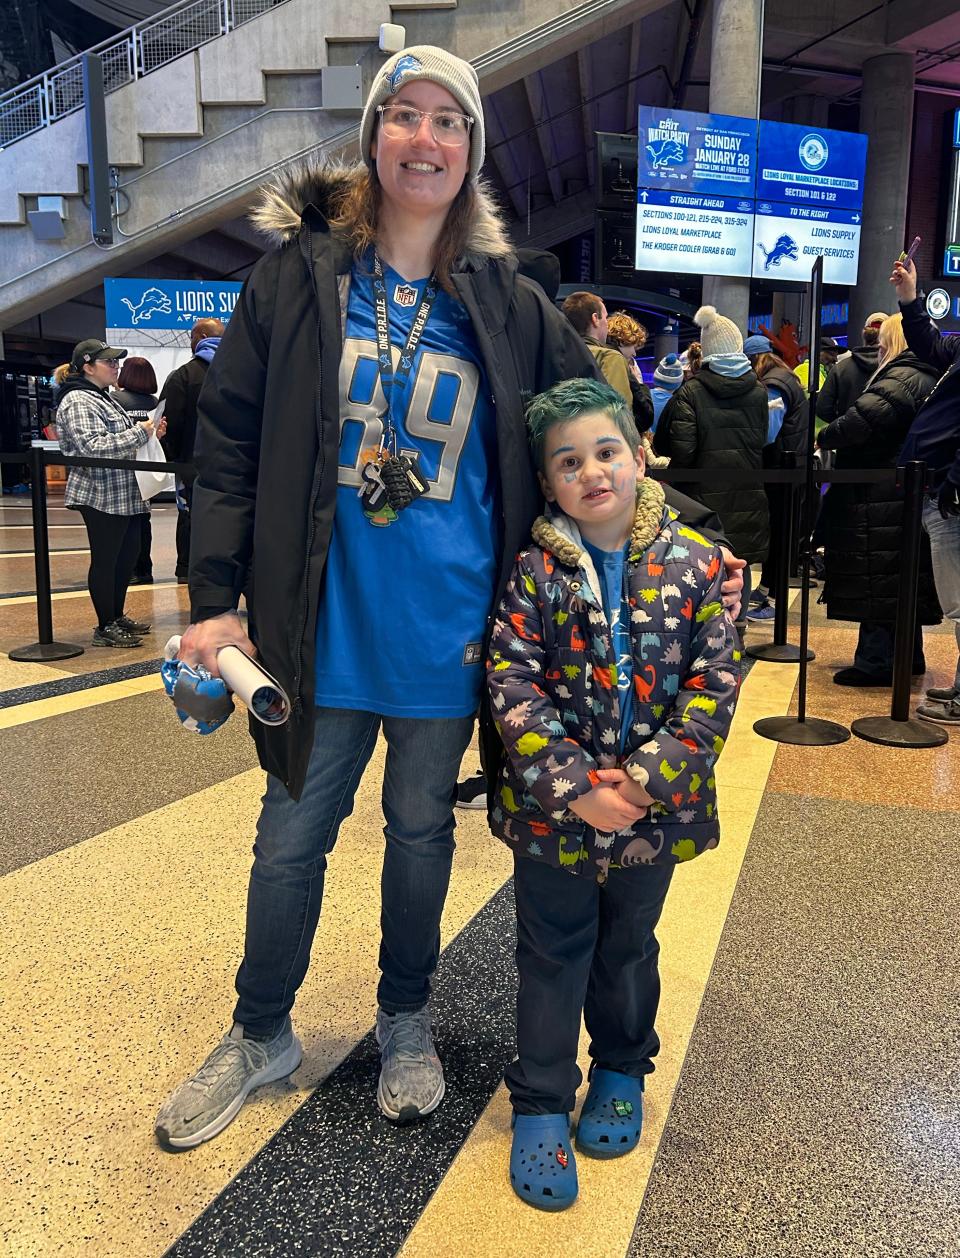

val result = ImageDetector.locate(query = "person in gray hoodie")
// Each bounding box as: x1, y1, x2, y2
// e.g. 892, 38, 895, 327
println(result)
816, 313, 886, 426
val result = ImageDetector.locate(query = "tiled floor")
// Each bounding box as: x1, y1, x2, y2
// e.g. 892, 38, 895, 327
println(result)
2, 504, 959, 1258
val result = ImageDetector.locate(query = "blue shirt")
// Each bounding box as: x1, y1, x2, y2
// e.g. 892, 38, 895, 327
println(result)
582, 538, 634, 751
313, 261, 500, 717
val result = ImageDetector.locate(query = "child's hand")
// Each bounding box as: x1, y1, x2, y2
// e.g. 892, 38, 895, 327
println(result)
569, 782, 648, 832
595, 767, 656, 809
719, 547, 746, 621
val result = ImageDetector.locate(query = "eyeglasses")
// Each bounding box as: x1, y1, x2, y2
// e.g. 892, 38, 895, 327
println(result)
376, 104, 473, 148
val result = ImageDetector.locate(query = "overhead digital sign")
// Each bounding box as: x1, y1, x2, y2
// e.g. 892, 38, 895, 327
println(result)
756, 120, 867, 212
638, 107, 758, 198
634, 112, 868, 286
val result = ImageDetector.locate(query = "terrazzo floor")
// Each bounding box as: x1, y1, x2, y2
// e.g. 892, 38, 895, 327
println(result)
2, 501, 959, 1257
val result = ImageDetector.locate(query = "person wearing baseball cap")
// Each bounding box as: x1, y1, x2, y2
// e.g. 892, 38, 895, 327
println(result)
55, 338, 163, 647
816, 315, 886, 427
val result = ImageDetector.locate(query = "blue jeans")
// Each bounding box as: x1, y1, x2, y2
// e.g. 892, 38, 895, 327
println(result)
923, 500, 960, 691
233, 706, 476, 1038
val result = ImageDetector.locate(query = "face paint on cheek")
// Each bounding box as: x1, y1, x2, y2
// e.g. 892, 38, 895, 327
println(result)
563, 472, 577, 483
609, 462, 624, 492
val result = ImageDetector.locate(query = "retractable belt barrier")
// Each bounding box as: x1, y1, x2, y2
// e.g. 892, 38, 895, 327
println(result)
0, 448, 945, 752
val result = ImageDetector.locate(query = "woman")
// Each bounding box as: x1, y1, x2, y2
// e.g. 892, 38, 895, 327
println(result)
606, 311, 654, 433
818, 313, 941, 685
56, 340, 164, 647
658, 306, 770, 614
112, 355, 160, 584
156, 47, 744, 1155
743, 336, 809, 625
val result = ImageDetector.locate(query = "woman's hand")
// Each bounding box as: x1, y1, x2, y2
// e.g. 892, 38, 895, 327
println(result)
139, 418, 155, 438
155, 416, 167, 441
890, 257, 917, 304
178, 610, 256, 677
718, 547, 746, 621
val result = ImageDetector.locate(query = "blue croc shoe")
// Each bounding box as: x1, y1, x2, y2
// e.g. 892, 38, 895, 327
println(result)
510, 1113, 578, 1211
575, 1068, 643, 1159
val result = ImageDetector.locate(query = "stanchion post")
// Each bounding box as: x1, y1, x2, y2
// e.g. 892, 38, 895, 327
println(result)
8, 446, 85, 662
746, 453, 813, 664
851, 461, 947, 748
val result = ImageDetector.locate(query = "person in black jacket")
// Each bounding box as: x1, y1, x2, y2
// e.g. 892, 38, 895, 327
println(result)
659, 305, 770, 617
159, 318, 224, 582
816, 314, 885, 427
743, 337, 809, 626
112, 355, 160, 584
156, 47, 746, 1155
818, 312, 941, 685
891, 258, 960, 723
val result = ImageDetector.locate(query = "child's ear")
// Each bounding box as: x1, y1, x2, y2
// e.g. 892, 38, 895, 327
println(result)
634, 443, 646, 482
538, 469, 556, 502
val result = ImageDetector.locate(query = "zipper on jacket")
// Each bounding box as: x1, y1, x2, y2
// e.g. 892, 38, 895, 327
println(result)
290, 223, 327, 715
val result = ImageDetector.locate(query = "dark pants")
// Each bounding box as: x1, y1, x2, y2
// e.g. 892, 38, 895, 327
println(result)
132, 513, 153, 579
77, 506, 141, 629
175, 482, 192, 579
854, 619, 926, 677
506, 855, 675, 1115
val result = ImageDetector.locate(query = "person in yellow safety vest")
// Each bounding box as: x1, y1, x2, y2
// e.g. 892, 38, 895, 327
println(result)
795, 336, 839, 394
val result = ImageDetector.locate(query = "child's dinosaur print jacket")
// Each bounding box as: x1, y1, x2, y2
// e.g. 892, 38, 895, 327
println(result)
487, 477, 740, 876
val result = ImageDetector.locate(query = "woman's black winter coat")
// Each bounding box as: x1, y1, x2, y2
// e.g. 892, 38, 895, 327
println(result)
818, 350, 942, 624
656, 366, 771, 563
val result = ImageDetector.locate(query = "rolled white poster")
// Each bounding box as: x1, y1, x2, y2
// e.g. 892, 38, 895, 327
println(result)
163, 636, 290, 726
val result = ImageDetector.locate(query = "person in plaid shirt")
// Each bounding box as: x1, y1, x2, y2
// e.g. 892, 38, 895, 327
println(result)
56, 339, 167, 647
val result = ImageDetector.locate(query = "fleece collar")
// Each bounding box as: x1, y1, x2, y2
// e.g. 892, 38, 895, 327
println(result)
530, 476, 667, 570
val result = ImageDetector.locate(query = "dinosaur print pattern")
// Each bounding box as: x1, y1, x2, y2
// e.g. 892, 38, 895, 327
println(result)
487, 483, 740, 876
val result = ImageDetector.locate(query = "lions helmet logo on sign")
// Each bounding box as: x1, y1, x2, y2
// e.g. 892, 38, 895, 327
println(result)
926, 289, 951, 321
756, 234, 799, 271
799, 133, 829, 172
647, 139, 686, 168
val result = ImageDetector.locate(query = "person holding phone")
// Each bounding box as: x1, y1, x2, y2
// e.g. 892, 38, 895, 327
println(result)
890, 254, 960, 723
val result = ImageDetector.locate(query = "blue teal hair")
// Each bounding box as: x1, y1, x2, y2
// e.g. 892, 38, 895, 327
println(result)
525, 377, 639, 472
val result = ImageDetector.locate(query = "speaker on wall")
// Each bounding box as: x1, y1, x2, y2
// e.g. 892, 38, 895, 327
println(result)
596, 132, 638, 211
595, 209, 639, 285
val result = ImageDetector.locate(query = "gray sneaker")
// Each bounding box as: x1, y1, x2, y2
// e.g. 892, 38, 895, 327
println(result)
916, 697, 960, 726
155, 1019, 302, 1150
925, 684, 959, 703
375, 1008, 445, 1124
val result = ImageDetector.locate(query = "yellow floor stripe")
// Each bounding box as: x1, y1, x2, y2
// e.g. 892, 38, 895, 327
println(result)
0, 548, 90, 559
399, 657, 799, 1258
1, 581, 182, 606
0, 671, 163, 729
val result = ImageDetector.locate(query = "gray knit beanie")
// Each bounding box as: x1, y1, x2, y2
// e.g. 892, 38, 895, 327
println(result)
653, 353, 684, 390
695, 305, 743, 358
359, 47, 485, 183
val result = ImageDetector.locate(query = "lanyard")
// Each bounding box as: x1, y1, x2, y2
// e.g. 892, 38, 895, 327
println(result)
372, 252, 438, 437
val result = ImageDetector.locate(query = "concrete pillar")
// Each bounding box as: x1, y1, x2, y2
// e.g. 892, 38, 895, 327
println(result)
701, 0, 762, 336
653, 319, 679, 363
848, 53, 915, 342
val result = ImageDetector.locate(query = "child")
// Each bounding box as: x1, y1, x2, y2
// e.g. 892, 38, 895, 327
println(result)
487, 377, 740, 1212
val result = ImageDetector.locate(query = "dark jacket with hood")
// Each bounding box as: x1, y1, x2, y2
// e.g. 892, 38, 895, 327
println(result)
816, 344, 880, 427
898, 296, 960, 488
818, 350, 942, 624
656, 367, 770, 563
761, 364, 807, 461
189, 163, 601, 799
160, 356, 212, 486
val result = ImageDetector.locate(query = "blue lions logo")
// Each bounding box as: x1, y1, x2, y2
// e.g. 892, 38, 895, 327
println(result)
756, 234, 799, 271
799, 133, 829, 172
120, 286, 172, 324
646, 139, 686, 168
387, 54, 422, 94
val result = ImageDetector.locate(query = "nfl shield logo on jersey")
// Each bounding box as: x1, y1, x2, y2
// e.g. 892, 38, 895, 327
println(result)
394, 284, 418, 307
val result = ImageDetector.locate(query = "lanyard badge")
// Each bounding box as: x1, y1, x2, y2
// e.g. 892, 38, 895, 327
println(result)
358, 255, 436, 527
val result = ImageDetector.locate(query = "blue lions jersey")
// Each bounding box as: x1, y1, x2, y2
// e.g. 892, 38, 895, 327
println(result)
313, 261, 500, 717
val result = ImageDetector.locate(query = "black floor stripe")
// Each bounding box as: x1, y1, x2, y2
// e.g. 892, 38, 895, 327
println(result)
0, 657, 163, 708
165, 879, 518, 1258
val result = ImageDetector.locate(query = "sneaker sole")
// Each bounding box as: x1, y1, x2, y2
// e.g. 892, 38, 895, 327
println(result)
455, 796, 487, 810
916, 710, 960, 726
376, 1072, 445, 1124
156, 1035, 303, 1151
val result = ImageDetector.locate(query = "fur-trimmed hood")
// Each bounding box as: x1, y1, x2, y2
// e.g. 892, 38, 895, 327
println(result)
249, 159, 513, 267
530, 476, 667, 568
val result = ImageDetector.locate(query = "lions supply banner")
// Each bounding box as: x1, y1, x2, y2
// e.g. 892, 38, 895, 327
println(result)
753, 203, 862, 286
104, 278, 243, 393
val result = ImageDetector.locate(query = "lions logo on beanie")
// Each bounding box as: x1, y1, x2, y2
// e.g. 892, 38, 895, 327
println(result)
387, 53, 422, 93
